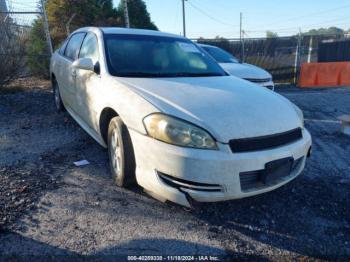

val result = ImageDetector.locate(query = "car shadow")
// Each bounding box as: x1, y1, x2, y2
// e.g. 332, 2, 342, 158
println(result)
51, 119, 350, 259
0, 233, 268, 261
190, 172, 350, 259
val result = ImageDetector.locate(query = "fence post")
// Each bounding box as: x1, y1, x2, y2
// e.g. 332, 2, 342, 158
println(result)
294, 30, 302, 85
40, 0, 53, 55
307, 36, 313, 63
242, 30, 245, 62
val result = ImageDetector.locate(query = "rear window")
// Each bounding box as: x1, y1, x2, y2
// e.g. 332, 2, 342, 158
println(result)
58, 39, 69, 55
64, 33, 86, 60
203, 46, 239, 63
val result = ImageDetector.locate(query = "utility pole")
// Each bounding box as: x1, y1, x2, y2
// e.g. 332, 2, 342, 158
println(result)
123, 0, 130, 28
240, 12, 244, 62
240, 12, 242, 42
40, 0, 53, 54
182, 0, 186, 37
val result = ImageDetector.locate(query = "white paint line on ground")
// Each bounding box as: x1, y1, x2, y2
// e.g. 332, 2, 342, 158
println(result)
305, 119, 341, 124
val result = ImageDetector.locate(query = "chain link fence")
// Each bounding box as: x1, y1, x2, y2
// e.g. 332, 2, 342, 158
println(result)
0, 0, 50, 86
0, 0, 348, 86
196, 34, 346, 83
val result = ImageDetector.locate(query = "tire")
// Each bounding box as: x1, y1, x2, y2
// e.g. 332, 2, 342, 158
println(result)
52, 79, 65, 112
107, 116, 136, 187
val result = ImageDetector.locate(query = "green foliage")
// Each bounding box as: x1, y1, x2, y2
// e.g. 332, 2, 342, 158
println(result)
46, 0, 121, 48
305, 27, 344, 36
27, 0, 158, 76
27, 19, 50, 78
117, 0, 158, 30
266, 31, 278, 38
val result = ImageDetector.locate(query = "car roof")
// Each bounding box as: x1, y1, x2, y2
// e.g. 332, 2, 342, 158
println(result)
198, 43, 218, 49
74, 27, 184, 39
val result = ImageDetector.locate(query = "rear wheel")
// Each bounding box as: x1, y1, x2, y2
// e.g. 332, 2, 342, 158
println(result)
53, 80, 65, 112
108, 117, 136, 187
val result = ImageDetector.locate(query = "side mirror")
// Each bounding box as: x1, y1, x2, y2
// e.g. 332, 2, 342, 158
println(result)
72, 58, 94, 72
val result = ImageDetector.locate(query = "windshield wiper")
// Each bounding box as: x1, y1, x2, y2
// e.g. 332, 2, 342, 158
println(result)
117, 72, 224, 78
117, 72, 165, 78
158, 72, 224, 77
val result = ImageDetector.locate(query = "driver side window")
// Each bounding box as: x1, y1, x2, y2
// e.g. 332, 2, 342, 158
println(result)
79, 33, 99, 63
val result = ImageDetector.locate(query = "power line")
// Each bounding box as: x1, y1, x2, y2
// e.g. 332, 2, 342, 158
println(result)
187, 0, 238, 28
0, 11, 40, 14
246, 16, 350, 34
258, 4, 350, 29
187, 1, 350, 37
172, 0, 180, 31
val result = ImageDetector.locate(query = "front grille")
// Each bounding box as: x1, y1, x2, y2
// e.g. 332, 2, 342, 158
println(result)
239, 157, 304, 192
229, 128, 303, 153
244, 78, 271, 83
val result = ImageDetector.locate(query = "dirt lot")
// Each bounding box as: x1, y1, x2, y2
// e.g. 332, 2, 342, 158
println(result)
0, 78, 349, 261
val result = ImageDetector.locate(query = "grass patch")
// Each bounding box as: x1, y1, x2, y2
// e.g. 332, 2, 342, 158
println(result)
0, 77, 50, 95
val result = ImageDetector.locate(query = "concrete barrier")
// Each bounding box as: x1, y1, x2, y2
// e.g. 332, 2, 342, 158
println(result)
299, 62, 350, 88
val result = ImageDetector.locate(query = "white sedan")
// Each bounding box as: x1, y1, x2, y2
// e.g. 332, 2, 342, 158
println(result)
199, 44, 275, 90
50, 27, 311, 208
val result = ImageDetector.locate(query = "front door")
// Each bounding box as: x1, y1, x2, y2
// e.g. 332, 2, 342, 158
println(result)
60, 32, 86, 113
75, 32, 101, 130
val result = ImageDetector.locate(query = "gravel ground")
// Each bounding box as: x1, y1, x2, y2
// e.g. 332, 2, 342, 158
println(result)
0, 79, 349, 261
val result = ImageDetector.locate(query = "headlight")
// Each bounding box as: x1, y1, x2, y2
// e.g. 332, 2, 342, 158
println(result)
293, 104, 304, 128
143, 113, 218, 149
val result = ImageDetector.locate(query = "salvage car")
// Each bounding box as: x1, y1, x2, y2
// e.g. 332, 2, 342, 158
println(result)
199, 44, 275, 90
50, 27, 311, 207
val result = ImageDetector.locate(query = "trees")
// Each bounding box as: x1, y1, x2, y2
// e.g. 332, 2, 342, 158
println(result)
27, 0, 122, 77
27, 0, 158, 77
27, 19, 50, 77
46, 0, 121, 48
266, 31, 278, 38
117, 0, 157, 30
305, 27, 344, 36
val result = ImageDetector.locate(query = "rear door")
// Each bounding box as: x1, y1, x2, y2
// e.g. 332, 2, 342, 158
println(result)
52, 38, 68, 97
60, 32, 86, 112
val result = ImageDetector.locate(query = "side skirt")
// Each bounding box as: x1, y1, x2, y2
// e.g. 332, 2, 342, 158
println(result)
65, 107, 107, 148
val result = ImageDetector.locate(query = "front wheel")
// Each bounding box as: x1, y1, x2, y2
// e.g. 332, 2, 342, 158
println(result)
108, 117, 136, 187
53, 80, 65, 112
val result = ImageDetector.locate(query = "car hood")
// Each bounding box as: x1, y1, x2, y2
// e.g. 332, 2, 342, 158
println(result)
220, 62, 272, 80
118, 76, 301, 143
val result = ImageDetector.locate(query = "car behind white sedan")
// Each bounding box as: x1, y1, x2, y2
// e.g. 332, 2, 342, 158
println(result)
199, 44, 275, 90
50, 27, 311, 207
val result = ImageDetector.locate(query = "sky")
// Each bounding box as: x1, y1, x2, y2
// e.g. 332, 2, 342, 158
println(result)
6, 0, 350, 38
113, 0, 350, 38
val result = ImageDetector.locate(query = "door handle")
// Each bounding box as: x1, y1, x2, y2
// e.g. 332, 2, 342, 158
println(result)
72, 70, 77, 78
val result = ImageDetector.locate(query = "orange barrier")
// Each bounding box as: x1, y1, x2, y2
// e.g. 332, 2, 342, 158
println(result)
299, 62, 350, 88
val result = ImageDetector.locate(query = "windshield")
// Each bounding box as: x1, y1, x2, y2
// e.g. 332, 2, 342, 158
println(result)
202, 46, 239, 63
104, 34, 226, 77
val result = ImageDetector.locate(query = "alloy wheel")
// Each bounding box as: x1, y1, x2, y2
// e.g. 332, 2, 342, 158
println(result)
110, 129, 122, 176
